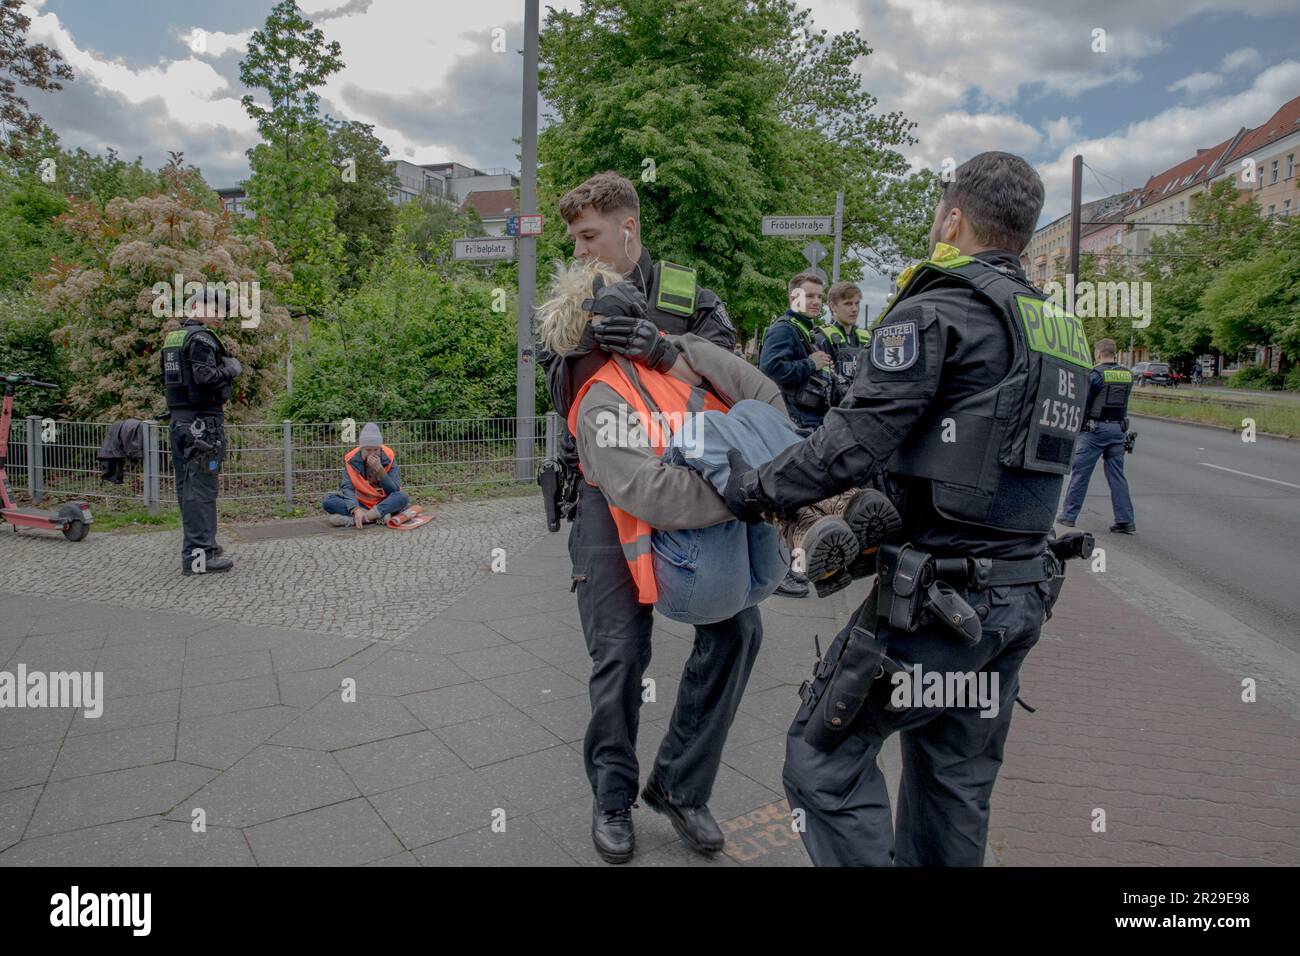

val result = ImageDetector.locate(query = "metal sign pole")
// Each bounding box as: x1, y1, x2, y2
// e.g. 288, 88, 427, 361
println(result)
515, 0, 539, 482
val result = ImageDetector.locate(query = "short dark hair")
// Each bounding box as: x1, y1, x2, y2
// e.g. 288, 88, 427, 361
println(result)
942, 152, 1044, 253
788, 271, 824, 294
827, 281, 859, 305
1095, 338, 1117, 358
558, 171, 640, 223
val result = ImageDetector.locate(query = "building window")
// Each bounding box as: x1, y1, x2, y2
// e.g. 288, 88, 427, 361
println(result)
1285, 199, 1292, 216
1271, 160, 1279, 183
1289, 154, 1295, 179
1268, 204, 1276, 216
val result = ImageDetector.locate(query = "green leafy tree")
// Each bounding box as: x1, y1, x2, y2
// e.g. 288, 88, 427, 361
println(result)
0, 290, 65, 417
537, 0, 936, 336
1201, 215, 1300, 364
41, 158, 292, 419
276, 245, 537, 422
240, 0, 345, 316
324, 116, 399, 290
0, 0, 74, 161
395, 194, 487, 265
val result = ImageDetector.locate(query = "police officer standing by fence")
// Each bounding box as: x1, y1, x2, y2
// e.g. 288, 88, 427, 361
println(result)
161, 287, 242, 575
1057, 338, 1136, 534
722, 152, 1095, 866
541, 171, 756, 864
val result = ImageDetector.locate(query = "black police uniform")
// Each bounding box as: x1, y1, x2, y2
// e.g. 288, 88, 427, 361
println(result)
731, 247, 1092, 865
161, 319, 238, 573
759, 309, 835, 428
1059, 362, 1135, 527
813, 321, 868, 404
542, 247, 759, 814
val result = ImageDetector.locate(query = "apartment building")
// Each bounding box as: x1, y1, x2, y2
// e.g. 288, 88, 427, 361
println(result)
1020, 193, 1134, 287
1210, 94, 1300, 221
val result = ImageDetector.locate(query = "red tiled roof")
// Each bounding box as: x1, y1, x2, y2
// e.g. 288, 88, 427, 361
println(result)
1137, 134, 1239, 205
1224, 94, 1300, 162
462, 189, 517, 218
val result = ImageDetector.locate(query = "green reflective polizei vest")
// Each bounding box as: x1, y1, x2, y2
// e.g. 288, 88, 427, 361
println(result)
818, 323, 868, 379
884, 256, 1092, 534
647, 261, 698, 334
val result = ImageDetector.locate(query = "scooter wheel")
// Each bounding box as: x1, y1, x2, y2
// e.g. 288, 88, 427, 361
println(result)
57, 503, 89, 542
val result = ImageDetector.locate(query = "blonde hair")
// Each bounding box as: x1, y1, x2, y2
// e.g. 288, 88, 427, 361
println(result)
537, 258, 626, 355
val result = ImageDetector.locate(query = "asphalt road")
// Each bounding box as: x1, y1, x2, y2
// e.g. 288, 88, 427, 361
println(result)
1063, 414, 1300, 650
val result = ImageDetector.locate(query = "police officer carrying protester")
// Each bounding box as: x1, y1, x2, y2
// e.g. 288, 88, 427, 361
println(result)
813, 281, 869, 391
161, 286, 242, 575
540, 171, 757, 864
1057, 338, 1136, 534
721, 152, 1095, 866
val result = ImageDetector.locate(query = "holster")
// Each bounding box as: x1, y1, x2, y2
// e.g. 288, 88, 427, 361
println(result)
877, 543, 982, 646
1043, 531, 1094, 620
537, 457, 578, 532
802, 589, 892, 753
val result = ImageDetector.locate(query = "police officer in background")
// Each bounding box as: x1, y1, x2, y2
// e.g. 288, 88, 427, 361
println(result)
161, 287, 242, 575
1057, 338, 1136, 534
813, 281, 869, 397
722, 152, 1093, 866
541, 171, 754, 864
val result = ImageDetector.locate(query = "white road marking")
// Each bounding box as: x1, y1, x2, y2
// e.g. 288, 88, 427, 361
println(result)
1198, 462, 1300, 490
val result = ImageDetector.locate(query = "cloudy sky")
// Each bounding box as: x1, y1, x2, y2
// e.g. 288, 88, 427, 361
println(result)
16, 0, 1300, 304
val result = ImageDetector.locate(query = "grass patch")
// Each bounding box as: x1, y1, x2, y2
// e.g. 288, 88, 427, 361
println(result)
1129, 392, 1300, 438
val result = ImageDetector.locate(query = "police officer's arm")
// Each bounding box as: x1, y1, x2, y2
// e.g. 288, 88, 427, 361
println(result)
689, 292, 736, 350
187, 333, 232, 389
754, 300, 944, 512
1086, 368, 1104, 410
573, 383, 735, 532
758, 322, 814, 386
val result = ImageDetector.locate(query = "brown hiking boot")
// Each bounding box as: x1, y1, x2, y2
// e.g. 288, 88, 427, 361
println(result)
840, 488, 903, 578
772, 508, 858, 597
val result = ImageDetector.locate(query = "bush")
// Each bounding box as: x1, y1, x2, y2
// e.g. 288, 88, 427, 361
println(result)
1285, 366, 1300, 391
276, 247, 545, 423
0, 292, 66, 418
1226, 364, 1284, 389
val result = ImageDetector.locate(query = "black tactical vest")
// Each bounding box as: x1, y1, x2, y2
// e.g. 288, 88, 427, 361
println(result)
1086, 363, 1133, 423
819, 324, 868, 380
885, 257, 1092, 534
162, 322, 229, 410
770, 312, 833, 415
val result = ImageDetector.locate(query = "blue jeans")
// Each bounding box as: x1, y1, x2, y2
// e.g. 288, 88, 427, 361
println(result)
1059, 423, 1134, 524
651, 400, 804, 624
322, 490, 410, 518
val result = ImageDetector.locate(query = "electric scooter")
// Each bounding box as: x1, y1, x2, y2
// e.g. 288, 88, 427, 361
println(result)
1, 371, 92, 541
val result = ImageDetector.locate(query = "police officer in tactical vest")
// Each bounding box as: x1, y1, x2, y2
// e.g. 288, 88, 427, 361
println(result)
1057, 338, 1136, 534
760, 272, 836, 430
161, 287, 242, 575
722, 152, 1095, 866
813, 281, 869, 393
540, 171, 755, 864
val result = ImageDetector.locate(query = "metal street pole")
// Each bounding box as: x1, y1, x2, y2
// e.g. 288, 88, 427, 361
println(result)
832, 191, 844, 284
515, 0, 539, 482
1068, 154, 1082, 296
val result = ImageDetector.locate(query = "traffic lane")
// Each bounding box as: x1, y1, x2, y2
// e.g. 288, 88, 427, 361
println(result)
1067, 415, 1300, 648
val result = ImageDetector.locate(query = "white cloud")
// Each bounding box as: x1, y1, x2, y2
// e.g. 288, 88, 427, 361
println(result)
1220, 47, 1263, 73
1045, 116, 1083, 150
1168, 70, 1225, 96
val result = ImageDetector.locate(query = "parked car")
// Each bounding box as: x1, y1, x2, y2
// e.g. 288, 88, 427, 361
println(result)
1132, 361, 1176, 386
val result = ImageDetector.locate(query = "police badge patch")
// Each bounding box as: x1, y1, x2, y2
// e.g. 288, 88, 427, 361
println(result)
870, 321, 918, 371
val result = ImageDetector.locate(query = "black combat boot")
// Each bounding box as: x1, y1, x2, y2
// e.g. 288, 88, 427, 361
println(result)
591, 800, 634, 864
641, 778, 724, 854
182, 555, 234, 576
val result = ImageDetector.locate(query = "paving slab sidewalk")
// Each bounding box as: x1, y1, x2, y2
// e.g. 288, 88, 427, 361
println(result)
1, 500, 1295, 866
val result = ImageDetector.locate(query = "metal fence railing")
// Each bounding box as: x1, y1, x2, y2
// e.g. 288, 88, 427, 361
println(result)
7, 413, 560, 512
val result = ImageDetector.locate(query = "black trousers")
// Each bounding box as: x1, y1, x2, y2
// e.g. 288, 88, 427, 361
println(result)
783, 579, 1048, 866
568, 480, 764, 811
168, 410, 225, 572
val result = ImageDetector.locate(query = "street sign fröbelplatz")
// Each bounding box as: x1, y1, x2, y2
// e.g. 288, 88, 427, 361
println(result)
454, 237, 516, 261
762, 216, 834, 237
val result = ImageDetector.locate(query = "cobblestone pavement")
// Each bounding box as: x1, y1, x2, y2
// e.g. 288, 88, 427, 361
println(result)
1, 500, 1296, 866
0, 497, 545, 642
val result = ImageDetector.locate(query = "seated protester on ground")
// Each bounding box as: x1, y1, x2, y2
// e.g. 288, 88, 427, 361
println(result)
322, 422, 410, 528
538, 260, 900, 619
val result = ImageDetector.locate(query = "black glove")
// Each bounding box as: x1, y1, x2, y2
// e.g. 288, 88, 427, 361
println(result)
583, 277, 647, 322
722, 448, 767, 524
222, 355, 243, 380
593, 315, 680, 372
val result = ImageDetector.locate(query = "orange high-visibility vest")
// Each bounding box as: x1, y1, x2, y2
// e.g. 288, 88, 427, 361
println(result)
568, 358, 728, 604
345, 444, 396, 508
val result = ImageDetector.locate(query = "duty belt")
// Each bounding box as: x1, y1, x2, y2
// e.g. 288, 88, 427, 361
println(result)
930, 553, 1058, 591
